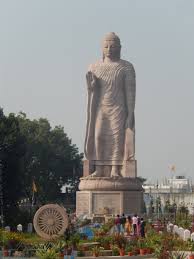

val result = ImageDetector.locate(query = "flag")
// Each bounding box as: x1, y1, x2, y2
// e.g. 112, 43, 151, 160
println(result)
32, 180, 37, 193
32, 180, 37, 206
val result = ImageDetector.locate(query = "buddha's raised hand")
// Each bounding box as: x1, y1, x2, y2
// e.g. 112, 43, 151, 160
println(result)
86, 71, 98, 91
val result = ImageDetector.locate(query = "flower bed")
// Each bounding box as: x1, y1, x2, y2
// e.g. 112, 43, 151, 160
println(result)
1, 220, 194, 258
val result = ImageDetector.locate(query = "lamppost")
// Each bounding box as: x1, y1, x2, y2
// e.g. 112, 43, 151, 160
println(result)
173, 202, 177, 224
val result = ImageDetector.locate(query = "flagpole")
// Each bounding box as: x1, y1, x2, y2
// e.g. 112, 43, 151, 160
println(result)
169, 165, 176, 177
31, 189, 35, 207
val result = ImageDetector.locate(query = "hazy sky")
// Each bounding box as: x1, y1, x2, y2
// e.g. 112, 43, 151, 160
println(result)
1, 0, 194, 182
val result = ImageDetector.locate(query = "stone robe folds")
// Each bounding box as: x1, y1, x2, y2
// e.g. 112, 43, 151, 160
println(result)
85, 59, 136, 165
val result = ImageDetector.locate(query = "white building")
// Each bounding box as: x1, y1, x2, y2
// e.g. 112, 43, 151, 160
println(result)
143, 175, 194, 214
144, 175, 192, 194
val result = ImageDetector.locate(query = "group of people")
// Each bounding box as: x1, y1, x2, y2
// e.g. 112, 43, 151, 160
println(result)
114, 214, 145, 237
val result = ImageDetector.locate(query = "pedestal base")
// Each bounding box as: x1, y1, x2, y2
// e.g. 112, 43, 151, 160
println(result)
79, 177, 142, 191
76, 190, 143, 217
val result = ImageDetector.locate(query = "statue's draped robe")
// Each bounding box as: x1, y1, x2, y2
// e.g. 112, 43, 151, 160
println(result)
85, 59, 136, 163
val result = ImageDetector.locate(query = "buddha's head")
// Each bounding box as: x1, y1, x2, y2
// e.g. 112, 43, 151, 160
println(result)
102, 32, 121, 61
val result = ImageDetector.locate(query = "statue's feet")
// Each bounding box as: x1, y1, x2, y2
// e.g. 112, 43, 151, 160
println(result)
85, 171, 102, 178
111, 166, 120, 178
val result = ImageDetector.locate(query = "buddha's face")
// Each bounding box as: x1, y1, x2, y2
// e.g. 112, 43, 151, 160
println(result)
103, 40, 120, 60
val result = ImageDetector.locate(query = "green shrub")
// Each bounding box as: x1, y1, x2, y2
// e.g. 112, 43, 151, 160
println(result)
36, 244, 59, 259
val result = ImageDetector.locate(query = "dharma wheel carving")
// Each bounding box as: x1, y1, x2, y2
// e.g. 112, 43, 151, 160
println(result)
33, 204, 68, 240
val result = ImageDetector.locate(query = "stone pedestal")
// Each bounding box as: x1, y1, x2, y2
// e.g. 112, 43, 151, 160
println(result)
76, 177, 143, 217
76, 190, 143, 217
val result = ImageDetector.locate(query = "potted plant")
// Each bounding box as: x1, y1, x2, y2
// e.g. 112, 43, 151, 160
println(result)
91, 246, 100, 257
119, 246, 125, 256
112, 234, 127, 256
2, 245, 9, 257
145, 239, 154, 254
133, 246, 140, 255
36, 245, 59, 259
154, 238, 170, 259
125, 244, 133, 256
138, 239, 147, 255
111, 245, 119, 256
2, 241, 10, 257
100, 236, 112, 250
54, 239, 66, 258
129, 238, 139, 255
168, 250, 187, 259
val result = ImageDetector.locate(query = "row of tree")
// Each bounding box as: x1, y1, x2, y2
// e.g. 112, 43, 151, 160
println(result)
0, 108, 83, 226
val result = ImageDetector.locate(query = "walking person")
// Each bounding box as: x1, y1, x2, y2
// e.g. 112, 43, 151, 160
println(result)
137, 215, 141, 235
120, 213, 126, 233
124, 216, 132, 236
140, 218, 146, 238
115, 215, 121, 234
132, 214, 138, 235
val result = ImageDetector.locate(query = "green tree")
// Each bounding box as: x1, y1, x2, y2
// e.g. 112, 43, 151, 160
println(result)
17, 112, 83, 204
0, 110, 83, 226
0, 110, 26, 226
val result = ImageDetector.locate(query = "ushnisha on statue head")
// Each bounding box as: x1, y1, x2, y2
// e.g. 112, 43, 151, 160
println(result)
102, 32, 121, 61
